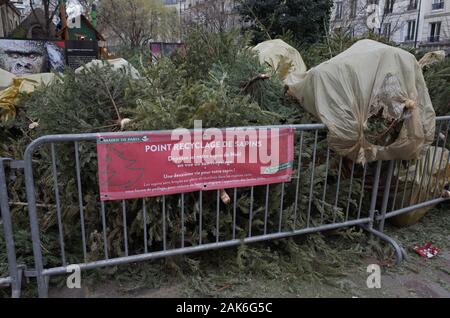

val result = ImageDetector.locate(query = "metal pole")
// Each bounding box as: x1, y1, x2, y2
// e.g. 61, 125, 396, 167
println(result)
24, 144, 48, 298
368, 161, 382, 229
179, 0, 182, 42
414, 0, 422, 48
379, 160, 395, 232
0, 159, 21, 298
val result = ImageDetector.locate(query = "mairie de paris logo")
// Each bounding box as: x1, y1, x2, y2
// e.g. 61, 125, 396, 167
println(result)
98, 135, 150, 144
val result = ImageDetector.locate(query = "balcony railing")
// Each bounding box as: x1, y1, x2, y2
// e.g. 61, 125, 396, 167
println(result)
432, 2, 444, 10
429, 36, 441, 42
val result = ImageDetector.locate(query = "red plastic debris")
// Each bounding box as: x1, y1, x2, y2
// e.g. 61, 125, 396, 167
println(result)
413, 242, 440, 258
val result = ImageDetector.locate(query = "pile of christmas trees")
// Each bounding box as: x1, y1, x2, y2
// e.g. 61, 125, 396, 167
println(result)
1, 29, 324, 270
1, 28, 448, 282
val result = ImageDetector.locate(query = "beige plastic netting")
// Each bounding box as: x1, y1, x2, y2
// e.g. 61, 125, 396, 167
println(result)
253, 39, 307, 87
286, 39, 436, 164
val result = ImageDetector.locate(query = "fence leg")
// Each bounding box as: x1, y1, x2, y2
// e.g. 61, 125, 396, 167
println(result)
378, 161, 395, 232
11, 266, 24, 298
23, 148, 48, 298
367, 161, 382, 229
364, 160, 406, 266
362, 226, 406, 266
0, 159, 22, 298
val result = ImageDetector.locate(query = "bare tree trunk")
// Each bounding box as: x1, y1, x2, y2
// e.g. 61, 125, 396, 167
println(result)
29, 0, 60, 38
44, 0, 50, 37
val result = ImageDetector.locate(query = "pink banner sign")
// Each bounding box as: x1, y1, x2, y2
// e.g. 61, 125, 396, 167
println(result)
97, 128, 294, 201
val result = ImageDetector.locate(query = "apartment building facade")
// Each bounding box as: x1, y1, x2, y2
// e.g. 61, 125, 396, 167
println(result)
330, 0, 450, 50
163, 0, 240, 34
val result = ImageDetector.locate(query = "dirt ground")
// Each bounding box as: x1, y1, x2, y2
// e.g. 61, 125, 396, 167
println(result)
48, 205, 450, 298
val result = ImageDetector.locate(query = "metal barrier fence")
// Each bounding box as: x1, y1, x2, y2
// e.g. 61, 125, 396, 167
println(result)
1, 117, 449, 298
377, 116, 450, 231
19, 124, 402, 298
0, 159, 22, 298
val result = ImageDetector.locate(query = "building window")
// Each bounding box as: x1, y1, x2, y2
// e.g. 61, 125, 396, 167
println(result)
384, 0, 395, 14
335, 2, 343, 19
429, 22, 441, 42
432, 0, 444, 10
350, 0, 357, 18
383, 23, 392, 39
408, 0, 418, 10
406, 20, 416, 41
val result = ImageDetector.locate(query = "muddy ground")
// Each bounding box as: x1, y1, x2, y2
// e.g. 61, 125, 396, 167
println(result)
48, 205, 450, 298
